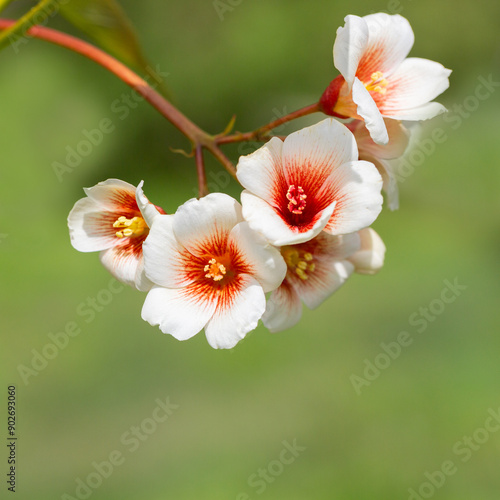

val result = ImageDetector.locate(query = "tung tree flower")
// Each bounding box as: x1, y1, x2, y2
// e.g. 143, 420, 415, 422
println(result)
68, 179, 165, 291
319, 13, 451, 145
237, 118, 383, 247
263, 228, 385, 332
348, 118, 410, 210
141, 193, 287, 349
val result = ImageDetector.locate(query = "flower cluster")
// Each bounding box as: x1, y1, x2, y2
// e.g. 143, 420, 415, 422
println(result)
67, 13, 450, 349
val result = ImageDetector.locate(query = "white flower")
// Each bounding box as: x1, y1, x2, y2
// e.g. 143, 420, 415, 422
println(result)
320, 13, 451, 145
67, 179, 164, 291
349, 118, 410, 210
236, 118, 383, 247
263, 228, 385, 332
141, 193, 287, 349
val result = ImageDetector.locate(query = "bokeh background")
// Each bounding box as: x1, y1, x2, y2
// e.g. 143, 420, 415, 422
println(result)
1, 1, 500, 499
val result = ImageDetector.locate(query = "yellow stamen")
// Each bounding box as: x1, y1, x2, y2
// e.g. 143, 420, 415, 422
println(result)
282, 248, 316, 281
204, 258, 226, 282
113, 216, 147, 238
365, 71, 388, 94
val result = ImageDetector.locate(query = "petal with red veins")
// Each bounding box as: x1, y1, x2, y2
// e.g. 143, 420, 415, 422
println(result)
281, 118, 359, 183
172, 193, 242, 257
141, 284, 217, 341
228, 222, 287, 293
262, 280, 303, 333
381, 58, 451, 116
292, 260, 354, 310
323, 160, 383, 236
348, 228, 386, 274
83, 178, 137, 211
99, 240, 144, 289
68, 197, 118, 252
310, 231, 361, 262
351, 78, 389, 145
142, 214, 195, 289
333, 14, 369, 88
205, 275, 266, 349
241, 190, 335, 246
357, 14, 414, 79
236, 137, 285, 203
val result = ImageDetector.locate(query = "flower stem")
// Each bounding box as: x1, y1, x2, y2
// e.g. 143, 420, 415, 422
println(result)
195, 144, 208, 198
216, 102, 321, 145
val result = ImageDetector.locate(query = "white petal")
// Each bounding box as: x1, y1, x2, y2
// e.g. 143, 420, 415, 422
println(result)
360, 14, 414, 77
352, 78, 389, 145
241, 190, 335, 246
136, 180, 162, 227
68, 197, 117, 252
384, 101, 448, 121
142, 214, 194, 289
204, 275, 265, 349
99, 245, 143, 289
173, 193, 242, 256
262, 281, 303, 333
348, 228, 386, 274
281, 118, 359, 181
236, 137, 284, 203
293, 260, 354, 310
382, 58, 451, 115
228, 222, 287, 293
333, 14, 369, 87
355, 119, 410, 160
312, 231, 361, 261
83, 178, 137, 210
360, 155, 400, 210
324, 160, 383, 235
134, 257, 154, 292
141, 285, 216, 341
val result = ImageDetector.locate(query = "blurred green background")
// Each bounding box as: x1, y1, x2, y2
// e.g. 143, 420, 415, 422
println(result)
1, 1, 500, 499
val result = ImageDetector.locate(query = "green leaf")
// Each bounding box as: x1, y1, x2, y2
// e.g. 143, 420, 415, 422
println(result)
58, 0, 170, 97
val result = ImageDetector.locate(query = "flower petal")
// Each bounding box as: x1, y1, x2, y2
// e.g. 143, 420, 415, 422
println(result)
134, 257, 155, 292
365, 156, 400, 210
136, 180, 162, 227
228, 222, 287, 293
348, 228, 386, 274
357, 13, 414, 79
204, 275, 266, 349
142, 214, 195, 289
292, 260, 354, 310
333, 14, 369, 87
262, 281, 303, 333
99, 242, 143, 289
83, 178, 137, 210
351, 78, 389, 145
236, 137, 285, 203
354, 118, 410, 160
281, 118, 359, 182
68, 197, 117, 252
141, 285, 217, 341
381, 58, 451, 116
241, 190, 335, 246
383, 101, 448, 121
323, 160, 383, 235
172, 193, 242, 256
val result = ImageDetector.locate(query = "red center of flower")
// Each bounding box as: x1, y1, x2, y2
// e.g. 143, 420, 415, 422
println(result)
286, 185, 307, 215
